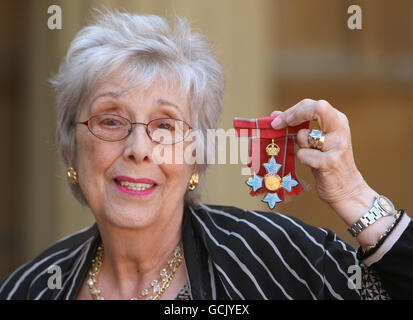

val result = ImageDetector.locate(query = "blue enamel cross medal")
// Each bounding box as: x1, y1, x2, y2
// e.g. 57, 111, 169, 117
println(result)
246, 139, 299, 210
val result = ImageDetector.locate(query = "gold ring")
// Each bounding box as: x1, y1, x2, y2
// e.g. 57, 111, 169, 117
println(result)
308, 129, 325, 151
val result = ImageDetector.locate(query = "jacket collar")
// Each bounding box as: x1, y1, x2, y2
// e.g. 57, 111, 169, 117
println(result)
182, 204, 229, 300
181, 204, 213, 299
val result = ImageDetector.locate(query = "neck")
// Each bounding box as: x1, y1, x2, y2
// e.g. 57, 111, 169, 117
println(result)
94, 205, 185, 299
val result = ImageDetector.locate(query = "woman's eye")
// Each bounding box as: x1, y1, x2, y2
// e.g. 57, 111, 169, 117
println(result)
158, 122, 174, 130
104, 120, 119, 126
99, 118, 123, 127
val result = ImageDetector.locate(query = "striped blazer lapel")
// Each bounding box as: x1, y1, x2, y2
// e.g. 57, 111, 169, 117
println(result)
182, 205, 231, 300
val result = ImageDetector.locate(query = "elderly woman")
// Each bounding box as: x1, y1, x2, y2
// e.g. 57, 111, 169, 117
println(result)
0, 11, 412, 300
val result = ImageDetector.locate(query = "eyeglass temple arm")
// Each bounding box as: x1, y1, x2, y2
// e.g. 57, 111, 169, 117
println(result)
75, 120, 89, 126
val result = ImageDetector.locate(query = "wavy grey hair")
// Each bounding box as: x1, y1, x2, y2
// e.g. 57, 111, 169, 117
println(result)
50, 10, 225, 207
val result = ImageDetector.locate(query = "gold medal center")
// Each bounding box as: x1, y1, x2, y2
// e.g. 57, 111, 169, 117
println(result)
264, 174, 282, 191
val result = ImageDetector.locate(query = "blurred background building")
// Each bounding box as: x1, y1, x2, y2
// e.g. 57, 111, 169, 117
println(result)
1, 0, 412, 278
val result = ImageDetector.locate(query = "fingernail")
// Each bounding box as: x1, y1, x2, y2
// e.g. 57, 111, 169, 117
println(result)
271, 117, 282, 128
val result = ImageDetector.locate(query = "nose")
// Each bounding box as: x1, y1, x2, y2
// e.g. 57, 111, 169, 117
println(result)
123, 124, 153, 163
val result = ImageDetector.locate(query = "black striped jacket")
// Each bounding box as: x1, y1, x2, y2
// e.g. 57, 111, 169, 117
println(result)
1, 204, 412, 300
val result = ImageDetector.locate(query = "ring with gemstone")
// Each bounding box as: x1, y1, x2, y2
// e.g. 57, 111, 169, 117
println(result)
308, 129, 325, 151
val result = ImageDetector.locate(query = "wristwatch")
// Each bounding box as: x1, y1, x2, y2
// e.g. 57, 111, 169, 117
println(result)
348, 195, 398, 237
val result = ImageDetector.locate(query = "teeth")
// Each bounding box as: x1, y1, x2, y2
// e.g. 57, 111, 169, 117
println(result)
118, 181, 154, 191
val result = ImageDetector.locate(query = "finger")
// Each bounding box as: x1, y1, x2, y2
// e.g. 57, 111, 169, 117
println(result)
271, 99, 315, 129
271, 115, 286, 129
272, 99, 344, 134
296, 148, 341, 171
296, 129, 342, 152
270, 110, 283, 117
285, 99, 343, 133
296, 148, 322, 169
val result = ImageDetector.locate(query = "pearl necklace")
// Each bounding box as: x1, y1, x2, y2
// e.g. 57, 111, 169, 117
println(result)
87, 242, 184, 300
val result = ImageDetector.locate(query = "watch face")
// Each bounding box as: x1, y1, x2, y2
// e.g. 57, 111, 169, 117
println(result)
378, 196, 395, 214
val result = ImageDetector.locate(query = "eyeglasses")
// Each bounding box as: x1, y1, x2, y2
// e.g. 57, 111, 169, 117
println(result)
75, 114, 192, 145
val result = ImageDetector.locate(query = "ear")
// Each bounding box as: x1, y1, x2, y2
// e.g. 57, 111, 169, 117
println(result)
191, 164, 199, 174
64, 151, 75, 169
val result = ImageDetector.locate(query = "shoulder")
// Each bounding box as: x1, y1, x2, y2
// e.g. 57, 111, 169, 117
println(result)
188, 203, 356, 263
190, 203, 329, 244
0, 224, 98, 300
188, 204, 359, 299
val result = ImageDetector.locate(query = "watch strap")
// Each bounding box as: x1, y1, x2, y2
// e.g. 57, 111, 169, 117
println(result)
348, 195, 396, 237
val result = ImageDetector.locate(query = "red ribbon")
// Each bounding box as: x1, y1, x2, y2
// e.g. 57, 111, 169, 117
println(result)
233, 116, 310, 202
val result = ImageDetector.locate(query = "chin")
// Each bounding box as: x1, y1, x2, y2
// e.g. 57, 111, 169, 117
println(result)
101, 206, 160, 230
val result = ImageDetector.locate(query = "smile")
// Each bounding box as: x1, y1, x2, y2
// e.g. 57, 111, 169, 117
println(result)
117, 181, 154, 191
114, 177, 158, 196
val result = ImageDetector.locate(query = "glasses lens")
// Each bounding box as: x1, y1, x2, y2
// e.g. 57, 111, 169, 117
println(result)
148, 118, 190, 145
89, 114, 130, 141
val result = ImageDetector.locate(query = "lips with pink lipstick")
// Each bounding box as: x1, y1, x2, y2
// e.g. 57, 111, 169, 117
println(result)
113, 176, 157, 196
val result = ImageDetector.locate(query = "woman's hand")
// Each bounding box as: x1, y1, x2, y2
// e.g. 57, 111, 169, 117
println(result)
270, 99, 392, 246
271, 99, 364, 207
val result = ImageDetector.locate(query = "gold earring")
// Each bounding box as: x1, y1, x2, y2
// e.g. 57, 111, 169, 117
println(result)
188, 173, 199, 191
67, 167, 79, 185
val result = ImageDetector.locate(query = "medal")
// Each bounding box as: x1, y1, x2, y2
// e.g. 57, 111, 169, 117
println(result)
246, 139, 299, 209
234, 116, 310, 210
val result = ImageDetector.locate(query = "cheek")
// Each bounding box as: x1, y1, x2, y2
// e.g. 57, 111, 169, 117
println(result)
158, 144, 194, 186
152, 141, 196, 166
75, 134, 119, 186
162, 163, 192, 191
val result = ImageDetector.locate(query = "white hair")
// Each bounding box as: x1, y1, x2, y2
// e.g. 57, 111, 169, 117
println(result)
50, 10, 225, 206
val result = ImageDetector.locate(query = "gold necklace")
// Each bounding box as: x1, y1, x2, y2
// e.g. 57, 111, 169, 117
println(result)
87, 242, 184, 300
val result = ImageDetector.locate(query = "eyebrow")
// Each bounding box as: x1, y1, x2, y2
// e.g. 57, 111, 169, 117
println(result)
89, 92, 185, 118
89, 91, 121, 107
156, 98, 183, 113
